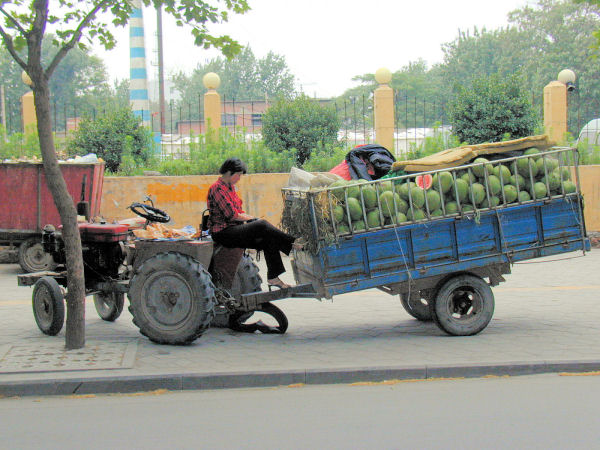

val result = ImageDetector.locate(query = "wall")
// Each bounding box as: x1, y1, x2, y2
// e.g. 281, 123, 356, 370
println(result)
578, 165, 600, 232
100, 173, 290, 228
101, 167, 600, 232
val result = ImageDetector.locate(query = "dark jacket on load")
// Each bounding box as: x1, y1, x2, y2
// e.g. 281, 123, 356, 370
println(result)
346, 144, 396, 181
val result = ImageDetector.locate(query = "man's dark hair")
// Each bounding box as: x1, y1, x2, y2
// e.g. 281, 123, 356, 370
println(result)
219, 158, 247, 175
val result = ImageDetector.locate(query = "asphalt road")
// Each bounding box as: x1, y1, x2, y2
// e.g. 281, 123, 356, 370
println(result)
2, 373, 600, 449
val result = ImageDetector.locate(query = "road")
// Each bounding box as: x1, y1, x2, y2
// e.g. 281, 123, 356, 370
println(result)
1, 373, 599, 449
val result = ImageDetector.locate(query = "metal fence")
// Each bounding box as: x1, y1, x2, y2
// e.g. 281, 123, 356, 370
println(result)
2, 89, 599, 161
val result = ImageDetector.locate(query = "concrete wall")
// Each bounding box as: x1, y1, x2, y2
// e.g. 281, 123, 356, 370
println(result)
101, 167, 600, 232
578, 165, 600, 232
100, 173, 290, 228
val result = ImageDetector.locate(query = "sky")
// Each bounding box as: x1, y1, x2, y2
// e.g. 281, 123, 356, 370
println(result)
95, 0, 533, 99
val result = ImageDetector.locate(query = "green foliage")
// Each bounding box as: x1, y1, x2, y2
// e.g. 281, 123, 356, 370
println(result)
171, 46, 296, 107
262, 95, 341, 165
67, 108, 153, 172
449, 74, 538, 144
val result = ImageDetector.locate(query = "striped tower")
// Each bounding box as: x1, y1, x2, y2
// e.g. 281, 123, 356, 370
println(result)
129, 0, 151, 127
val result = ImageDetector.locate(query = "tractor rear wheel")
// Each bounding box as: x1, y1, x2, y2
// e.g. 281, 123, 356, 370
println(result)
19, 238, 55, 273
128, 252, 216, 345
212, 254, 262, 328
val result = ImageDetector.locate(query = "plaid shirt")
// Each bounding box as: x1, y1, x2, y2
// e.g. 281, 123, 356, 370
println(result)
207, 177, 245, 233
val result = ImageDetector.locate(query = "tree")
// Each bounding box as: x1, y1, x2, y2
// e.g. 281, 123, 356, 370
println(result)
0, 0, 249, 349
0, 35, 111, 133
262, 95, 340, 165
67, 108, 152, 172
449, 74, 538, 144
171, 45, 296, 106
440, 0, 600, 133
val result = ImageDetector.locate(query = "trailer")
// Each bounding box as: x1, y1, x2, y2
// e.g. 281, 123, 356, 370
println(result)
0, 161, 104, 272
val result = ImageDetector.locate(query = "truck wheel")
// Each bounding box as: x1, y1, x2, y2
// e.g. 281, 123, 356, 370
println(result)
32, 276, 65, 336
400, 292, 432, 321
431, 274, 494, 336
93, 292, 124, 322
212, 254, 261, 328
18, 238, 55, 273
128, 252, 216, 345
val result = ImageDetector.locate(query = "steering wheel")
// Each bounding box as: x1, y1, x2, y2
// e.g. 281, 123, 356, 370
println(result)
129, 202, 171, 223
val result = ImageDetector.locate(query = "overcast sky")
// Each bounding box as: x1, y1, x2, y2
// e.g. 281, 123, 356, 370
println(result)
95, 0, 533, 98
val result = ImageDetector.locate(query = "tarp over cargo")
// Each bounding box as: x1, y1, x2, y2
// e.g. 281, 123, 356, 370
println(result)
392, 135, 555, 173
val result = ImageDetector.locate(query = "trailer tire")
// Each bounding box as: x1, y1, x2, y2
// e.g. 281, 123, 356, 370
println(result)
18, 238, 55, 273
32, 276, 65, 336
400, 292, 432, 321
430, 274, 494, 336
128, 252, 216, 345
93, 291, 124, 322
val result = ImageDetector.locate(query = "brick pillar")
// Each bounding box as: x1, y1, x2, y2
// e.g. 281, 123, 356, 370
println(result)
543, 80, 567, 145
374, 67, 394, 153
203, 72, 221, 132
21, 91, 36, 132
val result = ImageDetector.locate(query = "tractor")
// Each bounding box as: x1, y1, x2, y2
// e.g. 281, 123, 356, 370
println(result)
18, 201, 311, 344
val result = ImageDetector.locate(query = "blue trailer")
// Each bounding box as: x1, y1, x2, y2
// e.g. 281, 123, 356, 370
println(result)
276, 147, 590, 336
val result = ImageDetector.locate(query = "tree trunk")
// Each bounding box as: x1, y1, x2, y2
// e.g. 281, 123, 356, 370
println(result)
33, 79, 86, 350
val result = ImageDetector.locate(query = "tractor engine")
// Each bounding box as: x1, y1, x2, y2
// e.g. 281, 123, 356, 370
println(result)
42, 222, 130, 283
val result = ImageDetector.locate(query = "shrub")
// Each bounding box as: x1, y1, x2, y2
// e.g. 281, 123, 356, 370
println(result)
67, 108, 153, 172
449, 73, 538, 144
262, 95, 340, 165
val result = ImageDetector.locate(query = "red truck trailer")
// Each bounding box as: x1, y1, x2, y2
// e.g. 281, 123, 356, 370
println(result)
0, 161, 104, 272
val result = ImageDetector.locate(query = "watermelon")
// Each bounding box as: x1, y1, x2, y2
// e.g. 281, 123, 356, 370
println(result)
346, 197, 363, 220
471, 157, 494, 177
432, 171, 453, 193
415, 174, 433, 190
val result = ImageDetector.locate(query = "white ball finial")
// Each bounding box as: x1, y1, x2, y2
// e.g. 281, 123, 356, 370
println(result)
21, 70, 33, 87
557, 69, 576, 85
375, 67, 392, 85
203, 72, 220, 90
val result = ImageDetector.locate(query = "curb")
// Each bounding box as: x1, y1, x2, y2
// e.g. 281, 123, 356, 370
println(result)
2, 360, 600, 397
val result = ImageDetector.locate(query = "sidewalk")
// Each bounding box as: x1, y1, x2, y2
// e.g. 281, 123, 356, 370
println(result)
0, 248, 599, 397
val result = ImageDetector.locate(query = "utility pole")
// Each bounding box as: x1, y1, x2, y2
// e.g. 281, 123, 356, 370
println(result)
156, 4, 166, 134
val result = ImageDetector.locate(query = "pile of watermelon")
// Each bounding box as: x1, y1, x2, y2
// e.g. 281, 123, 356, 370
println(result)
326, 148, 576, 235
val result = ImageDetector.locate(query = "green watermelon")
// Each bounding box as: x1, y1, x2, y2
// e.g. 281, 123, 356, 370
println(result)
502, 185, 518, 203
366, 209, 381, 228
333, 205, 344, 223
530, 182, 548, 199
469, 183, 486, 205
494, 164, 512, 184
536, 157, 559, 175
471, 157, 494, 177
406, 208, 425, 221
432, 171, 453, 193
352, 220, 366, 232
346, 197, 363, 220
445, 201, 459, 214
562, 180, 576, 194
523, 147, 541, 161
379, 191, 402, 217
425, 190, 442, 212
481, 196, 500, 208
517, 157, 538, 177
329, 180, 348, 201
518, 190, 531, 202
453, 178, 469, 202
360, 185, 377, 209
408, 186, 426, 208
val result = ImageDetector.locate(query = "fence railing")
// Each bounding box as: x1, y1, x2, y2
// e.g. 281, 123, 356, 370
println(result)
2, 89, 598, 162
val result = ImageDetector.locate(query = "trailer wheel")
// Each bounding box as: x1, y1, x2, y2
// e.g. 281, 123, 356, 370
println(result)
212, 254, 262, 328
128, 252, 216, 345
18, 238, 55, 273
229, 302, 288, 334
431, 274, 494, 336
93, 292, 124, 322
32, 276, 65, 336
400, 292, 432, 322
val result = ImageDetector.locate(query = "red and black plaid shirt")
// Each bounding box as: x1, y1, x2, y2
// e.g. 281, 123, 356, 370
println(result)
207, 177, 245, 233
